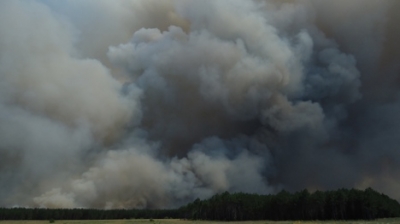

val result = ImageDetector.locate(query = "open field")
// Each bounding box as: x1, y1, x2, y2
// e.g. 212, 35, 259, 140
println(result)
1, 219, 400, 224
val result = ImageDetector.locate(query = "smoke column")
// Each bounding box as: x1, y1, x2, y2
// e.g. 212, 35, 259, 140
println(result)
0, 0, 399, 208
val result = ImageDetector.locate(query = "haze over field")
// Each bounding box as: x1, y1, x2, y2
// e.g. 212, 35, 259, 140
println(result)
0, 0, 399, 209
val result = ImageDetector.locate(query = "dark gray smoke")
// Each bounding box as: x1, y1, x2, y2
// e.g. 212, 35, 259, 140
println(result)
0, 0, 399, 209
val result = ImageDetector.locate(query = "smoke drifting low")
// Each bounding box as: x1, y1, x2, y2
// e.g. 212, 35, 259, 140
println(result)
0, 0, 399, 209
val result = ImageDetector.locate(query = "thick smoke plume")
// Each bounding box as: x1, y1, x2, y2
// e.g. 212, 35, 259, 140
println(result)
0, 0, 399, 209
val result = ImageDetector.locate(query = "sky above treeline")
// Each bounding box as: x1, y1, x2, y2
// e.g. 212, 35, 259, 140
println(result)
0, 0, 399, 209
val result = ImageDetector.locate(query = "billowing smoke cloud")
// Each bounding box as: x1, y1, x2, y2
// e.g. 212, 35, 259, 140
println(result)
0, 0, 399, 209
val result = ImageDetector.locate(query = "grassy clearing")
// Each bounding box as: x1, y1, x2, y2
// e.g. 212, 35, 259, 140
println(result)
1, 219, 400, 224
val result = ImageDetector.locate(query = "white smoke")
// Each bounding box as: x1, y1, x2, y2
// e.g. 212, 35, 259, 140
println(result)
0, 0, 399, 208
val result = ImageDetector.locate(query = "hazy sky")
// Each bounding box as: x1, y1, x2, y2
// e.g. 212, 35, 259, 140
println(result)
0, 0, 399, 209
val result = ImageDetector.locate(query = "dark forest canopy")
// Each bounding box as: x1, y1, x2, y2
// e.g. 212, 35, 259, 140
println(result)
1, 188, 399, 221
180, 188, 400, 221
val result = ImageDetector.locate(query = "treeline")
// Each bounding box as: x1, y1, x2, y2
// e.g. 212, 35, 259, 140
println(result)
1, 188, 399, 221
180, 188, 400, 220
0, 208, 180, 220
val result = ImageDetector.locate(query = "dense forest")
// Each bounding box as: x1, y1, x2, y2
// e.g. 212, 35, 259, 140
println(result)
180, 188, 400, 220
1, 188, 399, 221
